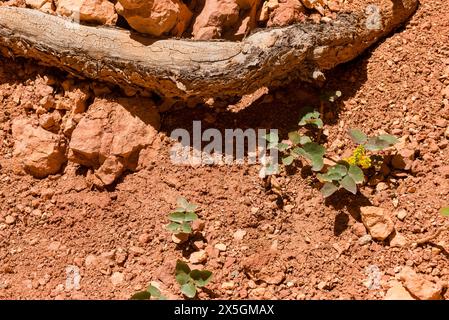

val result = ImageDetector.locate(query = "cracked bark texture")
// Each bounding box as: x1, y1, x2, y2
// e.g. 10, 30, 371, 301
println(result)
0, 1, 418, 100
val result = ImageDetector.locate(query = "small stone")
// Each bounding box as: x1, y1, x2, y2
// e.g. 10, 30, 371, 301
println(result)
233, 229, 247, 241
129, 246, 145, 256
110, 272, 124, 286
221, 281, 235, 290
360, 206, 395, 240
85, 254, 98, 267
115, 249, 128, 265
192, 240, 205, 250
172, 233, 189, 244
4, 215, 16, 225
214, 243, 227, 252
358, 234, 372, 246
390, 232, 407, 248
138, 233, 151, 244
250, 207, 259, 214
396, 209, 408, 221
283, 204, 294, 213
376, 182, 388, 192
317, 281, 327, 290
191, 219, 205, 232
384, 281, 415, 300
189, 250, 207, 264
352, 222, 367, 237
48, 241, 61, 251
399, 267, 443, 300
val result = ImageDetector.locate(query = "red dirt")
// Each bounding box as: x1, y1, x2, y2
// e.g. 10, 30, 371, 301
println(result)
0, 0, 448, 300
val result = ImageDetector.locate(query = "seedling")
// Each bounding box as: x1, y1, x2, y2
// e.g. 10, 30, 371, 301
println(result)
440, 207, 449, 217
264, 110, 326, 172
175, 260, 213, 298
131, 284, 166, 300
166, 197, 198, 235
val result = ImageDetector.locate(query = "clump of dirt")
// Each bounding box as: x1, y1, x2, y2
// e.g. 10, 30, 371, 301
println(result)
0, 0, 448, 301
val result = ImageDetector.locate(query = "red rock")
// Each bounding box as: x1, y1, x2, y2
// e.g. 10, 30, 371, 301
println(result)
360, 206, 395, 240
267, 0, 306, 27
68, 98, 160, 185
192, 0, 262, 40
399, 267, 443, 300
384, 281, 416, 300
57, 0, 118, 25
12, 118, 66, 178
116, 0, 192, 36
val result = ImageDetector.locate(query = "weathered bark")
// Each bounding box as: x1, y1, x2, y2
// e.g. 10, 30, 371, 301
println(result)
0, 1, 418, 100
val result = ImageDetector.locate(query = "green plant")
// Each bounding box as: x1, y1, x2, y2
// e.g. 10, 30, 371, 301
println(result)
440, 206, 449, 217
264, 109, 326, 172
166, 197, 198, 235
318, 129, 398, 197
175, 260, 213, 298
263, 109, 399, 198
131, 284, 166, 300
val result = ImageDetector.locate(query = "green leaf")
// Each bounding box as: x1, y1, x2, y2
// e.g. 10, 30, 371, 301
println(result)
168, 212, 186, 223
277, 143, 290, 151
176, 273, 190, 285
282, 156, 294, 166
440, 207, 449, 217
264, 132, 279, 144
181, 283, 197, 298
267, 142, 278, 149
317, 172, 342, 182
173, 207, 186, 213
176, 260, 191, 276
302, 142, 326, 171
147, 285, 161, 297
288, 131, 301, 145
180, 222, 192, 234
348, 165, 364, 184
299, 136, 312, 145
166, 222, 181, 233
378, 134, 399, 145
177, 197, 190, 210
190, 270, 213, 287
348, 129, 367, 145
341, 175, 357, 194
310, 154, 324, 172
299, 111, 323, 128
130, 291, 152, 300
302, 142, 326, 157
186, 203, 198, 212
291, 147, 305, 157
365, 136, 392, 151
184, 212, 198, 222
327, 164, 348, 177
320, 182, 338, 198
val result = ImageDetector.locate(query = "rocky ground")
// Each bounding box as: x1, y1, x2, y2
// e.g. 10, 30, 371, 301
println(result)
0, 0, 448, 300
2, 0, 374, 40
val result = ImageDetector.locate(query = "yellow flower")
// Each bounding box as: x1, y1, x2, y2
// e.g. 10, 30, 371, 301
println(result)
344, 145, 372, 169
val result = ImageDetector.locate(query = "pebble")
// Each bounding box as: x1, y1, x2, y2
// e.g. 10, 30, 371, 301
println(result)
396, 209, 408, 221
390, 232, 407, 247
360, 206, 395, 240
233, 229, 246, 241
172, 233, 189, 244
4, 215, 15, 225
221, 281, 235, 290
110, 272, 124, 286
138, 233, 151, 244
214, 243, 227, 252
189, 250, 207, 264
358, 235, 373, 246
